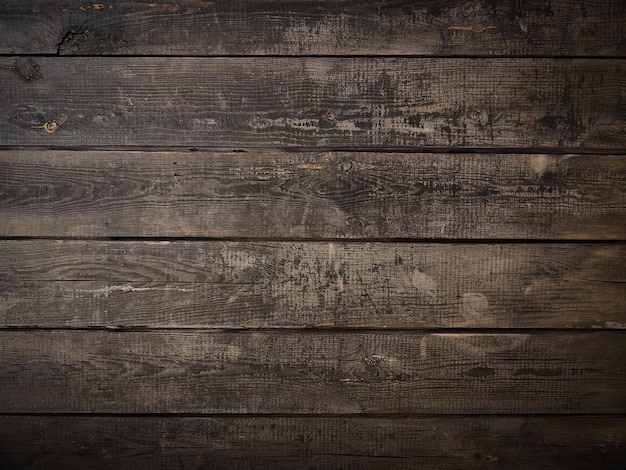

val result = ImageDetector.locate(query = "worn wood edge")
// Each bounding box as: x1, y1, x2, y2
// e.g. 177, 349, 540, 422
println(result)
1, 330, 624, 414
0, 415, 624, 469
1, 0, 625, 57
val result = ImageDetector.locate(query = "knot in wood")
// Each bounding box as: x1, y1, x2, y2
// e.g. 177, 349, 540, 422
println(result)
13, 58, 42, 82
331, 159, 355, 173
42, 121, 59, 133
318, 110, 337, 129
344, 216, 368, 229
467, 109, 489, 126
364, 354, 387, 366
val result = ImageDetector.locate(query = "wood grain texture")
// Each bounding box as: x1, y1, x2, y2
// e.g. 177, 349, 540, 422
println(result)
1, 415, 624, 469
1, 0, 625, 57
1, 331, 624, 414
1, 240, 624, 329
1, 1, 624, 466
1, 151, 625, 239
1, 58, 625, 149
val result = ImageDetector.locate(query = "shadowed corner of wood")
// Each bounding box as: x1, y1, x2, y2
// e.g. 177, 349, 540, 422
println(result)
296, 163, 326, 170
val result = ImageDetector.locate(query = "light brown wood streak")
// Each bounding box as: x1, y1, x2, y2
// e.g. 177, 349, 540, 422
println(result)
0, 416, 624, 469
1, 58, 624, 149
0, 331, 624, 414
0, 151, 624, 239
0, 0, 624, 56
0, 241, 624, 329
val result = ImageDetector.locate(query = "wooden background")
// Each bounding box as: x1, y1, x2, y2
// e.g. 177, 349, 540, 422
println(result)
1, 1, 625, 468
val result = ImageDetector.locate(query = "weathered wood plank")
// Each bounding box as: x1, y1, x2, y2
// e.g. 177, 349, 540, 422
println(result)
1, 58, 624, 149
1, 416, 624, 469
1, 331, 624, 414
1, 241, 624, 329
1, 151, 624, 239
1, 0, 624, 57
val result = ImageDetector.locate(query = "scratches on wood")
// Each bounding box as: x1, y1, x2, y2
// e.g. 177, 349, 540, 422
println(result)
0, 151, 624, 239
0, 1, 625, 465
0, 0, 624, 56
0, 58, 624, 149
448, 25, 498, 33
296, 163, 326, 170
0, 331, 624, 414
0, 241, 624, 329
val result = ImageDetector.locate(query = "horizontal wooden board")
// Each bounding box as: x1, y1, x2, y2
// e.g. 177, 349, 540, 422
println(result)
1, 58, 625, 149
1, 331, 624, 414
1, 241, 624, 329
1, 151, 625, 239
1, 416, 624, 469
1, 0, 625, 57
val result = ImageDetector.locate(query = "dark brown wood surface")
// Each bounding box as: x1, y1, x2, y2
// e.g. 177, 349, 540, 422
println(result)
1, 415, 624, 469
1, 331, 624, 414
1, 58, 625, 149
1, 240, 624, 329
1, 0, 624, 57
1, 151, 624, 239
1, 1, 625, 467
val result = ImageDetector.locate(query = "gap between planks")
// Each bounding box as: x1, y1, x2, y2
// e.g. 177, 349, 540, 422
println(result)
1, 237, 625, 244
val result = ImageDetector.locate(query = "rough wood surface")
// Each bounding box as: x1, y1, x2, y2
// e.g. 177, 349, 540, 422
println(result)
1, 415, 624, 469
1, 240, 624, 329
1, 1, 625, 466
1, 0, 624, 57
1, 58, 624, 149
1, 331, 624, 414
1, 151, 625, 239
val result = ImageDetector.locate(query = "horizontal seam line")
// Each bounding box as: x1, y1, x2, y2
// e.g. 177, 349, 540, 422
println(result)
1, 412, 625, 418
0, 327, 624, 333
1, 145, 626, 155
0, 237, 624, 244
2, 54, 626, 59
